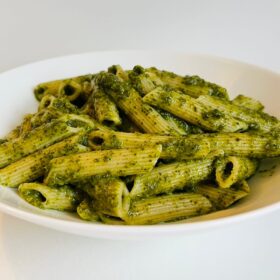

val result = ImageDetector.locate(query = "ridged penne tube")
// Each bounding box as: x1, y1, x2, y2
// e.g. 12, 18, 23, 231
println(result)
128, 66, 229, 99
194, 183, 248, 210
18, 183, 81, 211
77, 199, 99, 221
38, 95, 79, 114
0, 134, 90, 187
87, 131, 210, 160
87, 130, 166, 150
215, 156, 258, 188
148, 68, 229, 99
90, 177, 130, 218
7, 109, 61, 141
207, 133, 280, 158
125, 193, 212, 225
108, 65, 129, 81
128, 65, 164, 96
0, 114, 94, 168
232, 95, 264, 111
175, 132, 280, 158
182, 75, 229, 99
96, 73, 178, 135
89, 130, 280, 159
130, 159, 213, 199
157, 109, 203, 135
197, 95, 278, 132
92, 87, 122, 126
45, 145, 162, 186
34, 74, 94, 101
58, 80, 82, 101
1, 121, 72, 167
143, 87, 248, 132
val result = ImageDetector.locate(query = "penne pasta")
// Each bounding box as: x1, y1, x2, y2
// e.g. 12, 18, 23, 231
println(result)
215, 156, 258, 188
194, 183, 249, 210
90, 177, 130, 218
143, 87, 248, 132
95, 72, 179, 135
45, 145, 162, 186
129, 66, 229, 99
91, 87, 122, 126
232, 95, 264, 112
0, 134, 90, 187
0, 64, 277, 225
87, 130, 280, 159
87, 130, 210, 160
0, 114, 95, 168
77, 199, 100, 221
130, 159, 213, 199
108, 65, 129, 81
197, 95, 279, 132
18, 182, 81, 211
125, 193, 212, 225
38, 95, 80, 114
34, 74, 94, 103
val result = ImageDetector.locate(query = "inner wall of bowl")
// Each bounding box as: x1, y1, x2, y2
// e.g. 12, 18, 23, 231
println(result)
0, 51, 279, 224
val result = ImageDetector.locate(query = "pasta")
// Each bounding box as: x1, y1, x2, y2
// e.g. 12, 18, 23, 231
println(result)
89, 176, 130, 218
193, 182, 249, 210
232, 95, 264, 111
44, 145, 162, 186
125, 193, 212, 225
0, 134, 89, 187
215, 156, 258, 188
87, 130, 210, 160
197, 95, 278, 132
0, 64, 279, 225
130, 159, 213, 199
143, 87, 248, 132
34, 74, 94, 105
90, 87, 122, 126
18, 182, 81, 211
95, 73, 179, 135
0, 114, 93, 168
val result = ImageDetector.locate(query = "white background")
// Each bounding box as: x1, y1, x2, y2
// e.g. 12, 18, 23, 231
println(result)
0, 0, 280, 279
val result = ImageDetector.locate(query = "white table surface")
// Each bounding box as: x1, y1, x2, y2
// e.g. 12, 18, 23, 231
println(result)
0, 0, 280, 279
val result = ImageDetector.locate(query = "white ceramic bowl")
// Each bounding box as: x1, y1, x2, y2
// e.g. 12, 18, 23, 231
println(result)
0, 51, 279, 240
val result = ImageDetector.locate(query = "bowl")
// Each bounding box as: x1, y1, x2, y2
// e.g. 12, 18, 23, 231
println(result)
0, 51, 279, 239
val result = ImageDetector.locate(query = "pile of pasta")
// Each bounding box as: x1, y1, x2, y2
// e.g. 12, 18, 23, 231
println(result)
0, 65, 279, 225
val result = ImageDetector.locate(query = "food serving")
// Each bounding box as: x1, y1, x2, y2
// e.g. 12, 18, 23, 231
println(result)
0, 65, 279, 225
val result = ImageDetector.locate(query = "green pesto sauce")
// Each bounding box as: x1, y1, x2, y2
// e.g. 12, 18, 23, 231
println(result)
162, 139, 200, 157
183, 75, 228, 99
106, 134, 122, 148
96, 72, 130, 99
53, 98, 79, 114
202, 109, 225, 120
21, 190, 46, 208
66, 119, 88, 129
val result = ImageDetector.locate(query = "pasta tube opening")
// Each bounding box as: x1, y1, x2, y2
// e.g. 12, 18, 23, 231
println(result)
215, 156, 258, 188
91, 177, 130, 218
18, 183, 81, 211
